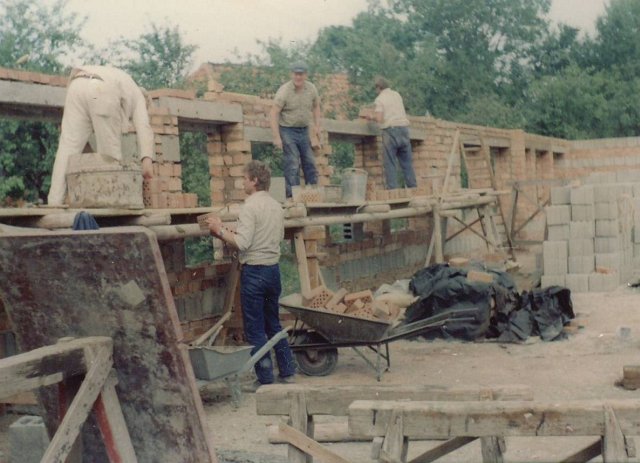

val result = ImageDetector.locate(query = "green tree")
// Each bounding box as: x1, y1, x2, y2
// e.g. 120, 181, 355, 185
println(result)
0, 0, 86, 204
104, 22, 198, 90
591, 0, 640, 80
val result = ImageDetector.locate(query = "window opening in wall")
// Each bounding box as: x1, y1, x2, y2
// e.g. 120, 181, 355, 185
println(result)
180, 131, 213, 267
553, 151, 566, 168
0, 119, 59, 205
390, 218, 408, 232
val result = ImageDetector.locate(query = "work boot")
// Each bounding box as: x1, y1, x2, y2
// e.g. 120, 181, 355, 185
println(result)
278, 375, 296, 384
242, 380, 267, 393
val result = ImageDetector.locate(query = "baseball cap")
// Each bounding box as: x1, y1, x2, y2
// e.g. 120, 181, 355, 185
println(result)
290, 61, 308, 73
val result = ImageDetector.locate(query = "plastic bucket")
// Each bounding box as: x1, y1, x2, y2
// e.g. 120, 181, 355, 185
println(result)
341, 168, 368, 203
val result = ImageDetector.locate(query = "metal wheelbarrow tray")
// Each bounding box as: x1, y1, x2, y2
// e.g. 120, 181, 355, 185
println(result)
280, 293, 479, 380
188, 329, 288, 406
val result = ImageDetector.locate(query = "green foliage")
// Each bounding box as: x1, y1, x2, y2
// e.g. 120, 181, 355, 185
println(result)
180, 132, 210, 206
104, 23, 198, 89
0, 0, 85, 73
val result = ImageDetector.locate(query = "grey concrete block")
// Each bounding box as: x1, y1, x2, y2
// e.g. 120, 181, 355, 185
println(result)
565, 274, 590, 293
595, 219, 620, 237
550, 186, 571, 205
568, 255, 594, 274
570, 221, 595, 239
9, 416, 49, 463
584, 172, 617, 184
571, 204, 595, 222
635, 243, 640, 257
541, 275, 566, 287
616, 170, 640, 183
546, 205, 571, 225
595, 253, 622, 272
160, 135, 181, 162
634, 227, 640, 243
570, 186, 594, 205
633, 184, 640, 198
595, 237, 621, 253
547, 225, 570, 241
595, 202, 619, 220
568, 238, 595, 257
589, 272, 619, 292
543, 240, 568, 275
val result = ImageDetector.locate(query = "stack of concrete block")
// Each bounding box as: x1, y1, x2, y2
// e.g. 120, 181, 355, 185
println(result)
542, 170, 640, 292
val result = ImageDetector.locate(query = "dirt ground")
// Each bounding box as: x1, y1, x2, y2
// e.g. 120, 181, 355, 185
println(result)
205, 286, 640, 463
1, 253, 639, 463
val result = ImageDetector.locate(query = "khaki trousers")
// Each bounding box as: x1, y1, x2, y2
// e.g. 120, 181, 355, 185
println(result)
48, 77, 124, 205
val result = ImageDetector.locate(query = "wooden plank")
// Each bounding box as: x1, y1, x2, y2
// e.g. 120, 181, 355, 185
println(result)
408, 437, 476, 463
289, 392, 312, 463
603, 405, 628, 462
0, 337, 111, 400
277, 423, 351, 463
93, 372, 138, 463
268, 422, 371, 443
294, 231, 312, 297
0, 228, 217, 462
559, 440, 601, 463
433, 209, 444, 264
440, 129, 461, 198
480, 436, 504, 463
256, 384, 533, 416
380, 409, 408, 463
348, 399, 640, 439
42, 345, 113, 463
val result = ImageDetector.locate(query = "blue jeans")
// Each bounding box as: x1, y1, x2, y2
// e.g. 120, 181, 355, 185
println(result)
240, 264, 296, 384
280, 126, 318, 197
382, 126, 417, 189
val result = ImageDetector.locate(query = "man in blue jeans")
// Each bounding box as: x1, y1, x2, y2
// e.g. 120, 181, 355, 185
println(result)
370, 77, 417, 189
270, 61, 321, 198
206, 161, 296, 388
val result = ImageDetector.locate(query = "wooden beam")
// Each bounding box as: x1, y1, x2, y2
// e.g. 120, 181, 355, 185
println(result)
93, 372, 138, 463
380, 409, 408, 463
277, 423, 351, 463
348, 400, 640, 439
294, 231, 312, 297
256, 384, 533, 416
603, 406, 628, 462
0, 337, 111, 400
408, 437, 476, 463
288, 392, 313, 463
559, 440, 601, 463
42, 345, 113, 462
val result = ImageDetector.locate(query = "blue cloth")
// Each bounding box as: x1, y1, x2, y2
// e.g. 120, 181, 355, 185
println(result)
382, 126, 417, 189
240, 263, 296, 384
72, 211, 99, 230
280, 126, 318, 198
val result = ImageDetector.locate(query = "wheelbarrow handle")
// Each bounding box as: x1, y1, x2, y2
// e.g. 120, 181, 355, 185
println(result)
237, 328, 289, 376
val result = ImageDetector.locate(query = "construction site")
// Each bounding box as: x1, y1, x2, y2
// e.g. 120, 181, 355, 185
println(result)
1, 63, 640, 463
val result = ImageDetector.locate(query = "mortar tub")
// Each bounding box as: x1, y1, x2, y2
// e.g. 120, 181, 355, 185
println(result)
189, 345, 253, 381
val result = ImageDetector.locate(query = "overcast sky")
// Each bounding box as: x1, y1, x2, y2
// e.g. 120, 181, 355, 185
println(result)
52, 0, 608, 69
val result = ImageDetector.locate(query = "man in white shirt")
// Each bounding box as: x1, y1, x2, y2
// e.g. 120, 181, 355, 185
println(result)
371, 77, 417, 189
47, 65, 154, 206
206, 161, 296, 386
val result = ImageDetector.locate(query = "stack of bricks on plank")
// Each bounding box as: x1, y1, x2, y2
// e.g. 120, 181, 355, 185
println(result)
302, 287, 402, 322
542, 171, 640, 292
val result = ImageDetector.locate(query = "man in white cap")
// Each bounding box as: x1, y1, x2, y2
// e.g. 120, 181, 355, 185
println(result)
47, 65, 154, 206
270, 61, 321, 198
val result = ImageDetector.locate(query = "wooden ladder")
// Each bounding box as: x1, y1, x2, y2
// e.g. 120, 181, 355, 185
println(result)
459, 136, 515, 258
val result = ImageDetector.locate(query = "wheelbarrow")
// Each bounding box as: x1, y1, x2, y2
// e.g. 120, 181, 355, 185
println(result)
189, 328, 288, 407
280, 293, 480, 381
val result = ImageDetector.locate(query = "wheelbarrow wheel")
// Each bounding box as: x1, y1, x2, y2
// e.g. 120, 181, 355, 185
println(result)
294, 332, 338, 377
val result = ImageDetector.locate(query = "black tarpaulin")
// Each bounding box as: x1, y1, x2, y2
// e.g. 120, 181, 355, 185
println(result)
404, 263, 574, 342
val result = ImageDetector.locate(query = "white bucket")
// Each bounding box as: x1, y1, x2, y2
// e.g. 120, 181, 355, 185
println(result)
341, 168, 368, 203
